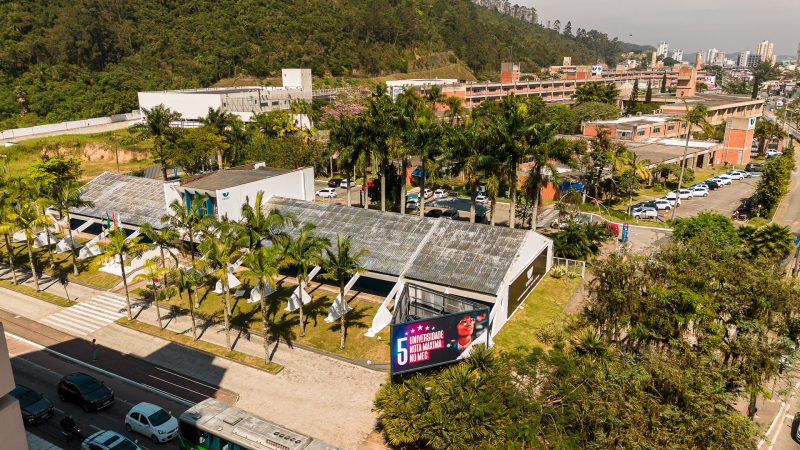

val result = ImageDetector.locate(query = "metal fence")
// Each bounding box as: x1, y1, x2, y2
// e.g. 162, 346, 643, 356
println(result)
552, 257, 586, 278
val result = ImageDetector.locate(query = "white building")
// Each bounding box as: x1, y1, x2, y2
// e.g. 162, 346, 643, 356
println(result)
138, 69, 312, 125
671, 49, 684, 62
657, 41, 670, 58
385, 79, 459, 101
756, 40, 774, 62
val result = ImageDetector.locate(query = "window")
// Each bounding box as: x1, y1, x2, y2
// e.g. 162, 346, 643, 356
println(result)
272, 101, 279, 106
637, 130, 646, 136
653, 127, 661, 133
616, 130, 632, 138
668, 124, 675, 131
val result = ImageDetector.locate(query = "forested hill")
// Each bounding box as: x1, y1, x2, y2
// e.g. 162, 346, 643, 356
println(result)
0, 0, 621, 129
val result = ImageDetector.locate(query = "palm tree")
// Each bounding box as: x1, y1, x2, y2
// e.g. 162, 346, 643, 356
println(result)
583, 130, 633, 202
521, 123, 577, 229
163, 197, 206, 307
573, 82, 620, 104
0, 198, 18, 284
362, 89, 395, 212
329, 116, 364, 208
100, 228, 150, 319
172, 266, 201, 340
240, 191, 295, 249
279, 223, 330, 337
670, 104, 710, 220
749, 223, 794, 260
140, 223, 179, 287
321, 235, 368, 349
395, 89, 427, 215
133, 258, 168, 329
198, 218, 245, 351
243, 246, 282, 362
448, 124, 482, 223
623, 153, 652, 215
50, 181, 93, 276
10, 200, 53, 291
132, 105, 181, 180
411, 113, 446, 217
444, 96, 465, 126
754, 119, 786, 155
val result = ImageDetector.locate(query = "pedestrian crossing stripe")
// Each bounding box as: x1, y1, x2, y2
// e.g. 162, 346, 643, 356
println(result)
40, 293, 139, 337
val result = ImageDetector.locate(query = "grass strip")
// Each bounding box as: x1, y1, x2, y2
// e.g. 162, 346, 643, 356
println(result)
0, 279, 75, 307
116, 318, 283, 375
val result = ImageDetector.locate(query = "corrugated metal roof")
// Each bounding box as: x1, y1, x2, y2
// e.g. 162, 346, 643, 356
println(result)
181, 169, 292, 191
267, 197, 531, 295
71, 172, 167, 228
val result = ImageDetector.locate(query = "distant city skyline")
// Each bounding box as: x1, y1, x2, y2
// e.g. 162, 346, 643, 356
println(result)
520, 0, 799, 56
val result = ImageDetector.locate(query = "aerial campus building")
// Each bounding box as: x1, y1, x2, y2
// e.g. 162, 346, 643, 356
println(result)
137, 69, 313, 125
64, 165, 552, 363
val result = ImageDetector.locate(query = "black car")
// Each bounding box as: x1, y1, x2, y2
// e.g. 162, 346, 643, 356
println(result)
10, 384, 54, 425
327, 178, 342, 188
57, 372, 114, 412
704, 180, 720, 190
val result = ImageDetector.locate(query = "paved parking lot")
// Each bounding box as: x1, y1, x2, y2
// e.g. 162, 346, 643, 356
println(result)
671, 176, 760, 219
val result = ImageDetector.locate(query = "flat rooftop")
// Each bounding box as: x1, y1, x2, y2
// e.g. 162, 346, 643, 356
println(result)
180, 168, 293, 192
653, 93, 762, 109
627, 138, 721, 165
586, 114, 675, 128
71, 172, 167, 228
139, 86, 301, 95
267, 197, 541, 296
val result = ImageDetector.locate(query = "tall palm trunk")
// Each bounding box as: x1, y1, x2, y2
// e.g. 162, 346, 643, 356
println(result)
159, 246, 169, 287
419, 160, 426, 217
400, 157, 407, 215
531, 189, 541, 231
26, 235, 39, 291
260, 277, 270, 362
153, 284, 163, 329
5, 234, 17, 284
216, 149, 224, 170
469, 184, 476, 223
44, 226, 55, 268
186, 290, 197, 340
339, 279, 346, 349
509, 161, 518, 229
222, 268, 232, 351
120, 255, 132, 320
66, 212, 79, 276
189, 232, 200, 308
380, 159, 386, 212
297, 270, 307, 337
490, 198, 497, 226
346, 168, 353, 207
363, 161, 369, 210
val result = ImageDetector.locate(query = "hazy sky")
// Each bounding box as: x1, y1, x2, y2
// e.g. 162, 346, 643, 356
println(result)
519, 0, 799, 56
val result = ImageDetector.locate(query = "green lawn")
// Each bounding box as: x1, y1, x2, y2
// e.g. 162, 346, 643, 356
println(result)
0, 278, 75, 307
3, 241, 120, 290
493, 275, 582, 353
146, 276, 391, 363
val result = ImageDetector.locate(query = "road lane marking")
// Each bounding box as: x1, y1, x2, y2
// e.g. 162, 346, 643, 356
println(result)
5, 331, 193, 407
153, 366, 218, 390
146, 374, 211, 398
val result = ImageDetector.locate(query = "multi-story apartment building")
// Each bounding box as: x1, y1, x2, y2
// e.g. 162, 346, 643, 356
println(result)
0, 323, 28, 450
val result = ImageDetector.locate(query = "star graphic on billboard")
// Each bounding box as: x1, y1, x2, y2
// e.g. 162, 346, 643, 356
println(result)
417, 325, 424, 331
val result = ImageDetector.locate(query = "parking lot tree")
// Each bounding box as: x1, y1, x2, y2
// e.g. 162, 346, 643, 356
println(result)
321, 235, 368, 349
448, 124, 484, 223
746, 223, 795, 261
755, 153, 795, 216
132, 105, 181, 180
328, 116, 363, 208
243, 246, 283, 362
100, 228, 150, 319
394, 89, 428, 215
671, 212, 740, 247
278, 223, 330, 337
361, 87, 396, 212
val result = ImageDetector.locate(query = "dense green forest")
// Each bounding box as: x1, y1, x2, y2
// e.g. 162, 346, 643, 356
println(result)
0, 0, 621, 129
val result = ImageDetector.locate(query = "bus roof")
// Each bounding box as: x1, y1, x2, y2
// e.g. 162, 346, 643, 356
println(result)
180, 399, 338, 450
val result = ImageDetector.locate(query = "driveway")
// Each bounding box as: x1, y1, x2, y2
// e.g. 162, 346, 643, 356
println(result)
671, 176, 759, 220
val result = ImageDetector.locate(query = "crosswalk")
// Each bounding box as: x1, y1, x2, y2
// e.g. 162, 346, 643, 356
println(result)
41, 292, 139, 336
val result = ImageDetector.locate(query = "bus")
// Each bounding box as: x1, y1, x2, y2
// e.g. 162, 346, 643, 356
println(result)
178, 398, 338, 450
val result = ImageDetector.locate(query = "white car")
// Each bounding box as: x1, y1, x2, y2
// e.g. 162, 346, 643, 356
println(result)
423, 188, 433, 199
406, 198, 419, 210
475, 193, 488, 204
124, 402, 179, 444
710, 176, 731, 186
433, 189, 448, 199
689, 186, 709, 197
339, 179, 357, 188
631, 205, 658, 219
82, 430, 141, 450
766, 149, 783, 157
653, 199, 672, 211
662, 195, 682, 207
315, 188, 337, 198
716, 174, 733, 184
726, 171, 744, 180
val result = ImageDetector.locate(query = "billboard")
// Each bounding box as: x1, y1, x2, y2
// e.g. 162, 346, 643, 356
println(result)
507, 251, 548, 318
390, 308, 490, 375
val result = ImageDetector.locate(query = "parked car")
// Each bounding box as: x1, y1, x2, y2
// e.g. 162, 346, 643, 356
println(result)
653, 199, 672, 211
440, 209, 460, 220
425, 209, 443, 218
10, 384, 54, 425
327, 178, 342, 188
315, 188, 337, 198
670, 189, 693, 200
716, 174, 733, 184
631, 205, 658, 219
81, 430, 141, 450
475, 193, 488, 204
766, 149, 783, 157
58, 373, 114, 412
423, 188, 433, 199
703, 180, 720, 190
340, 179, 356, 188
727, 171, 744, 180
406, 198, 419, 210
709, 176, 731, 186
745, 162, 765, 173
689, 186, 709, 197
433, 188, 448, 199
732, 170, 751, 178
662, 195, 682, 207
124, 402, 179, 444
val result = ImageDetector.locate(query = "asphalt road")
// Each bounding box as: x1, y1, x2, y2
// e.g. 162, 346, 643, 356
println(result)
7, 333, 184, 450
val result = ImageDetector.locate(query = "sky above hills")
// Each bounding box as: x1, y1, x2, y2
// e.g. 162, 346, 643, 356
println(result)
522, 0, 799, 56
